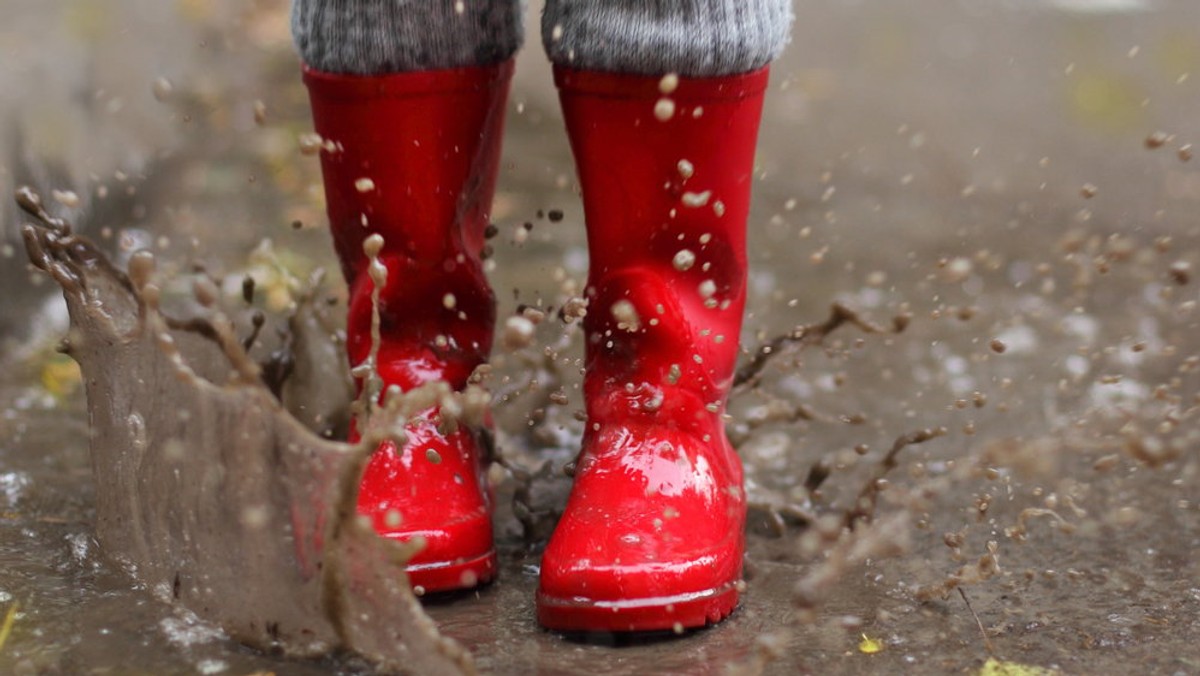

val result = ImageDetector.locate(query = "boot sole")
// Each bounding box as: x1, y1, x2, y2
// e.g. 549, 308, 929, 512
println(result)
407, 549, 497, 595
536, 580, 740, 633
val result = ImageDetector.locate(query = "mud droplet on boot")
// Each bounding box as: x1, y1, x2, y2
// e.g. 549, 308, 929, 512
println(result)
673, 249, 696, 271
677, 159, 694, 179
682, 191, 712, 208
611, 300, 641, 332
368, 259, 388, 293
363, 234, 385, 258
355, 178, 376, 193
659, 73, 679, 95
426, 449, 442, 465
655, 98, 676, 122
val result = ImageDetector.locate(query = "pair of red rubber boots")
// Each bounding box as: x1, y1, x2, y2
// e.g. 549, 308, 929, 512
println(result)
304, 58, 768, 633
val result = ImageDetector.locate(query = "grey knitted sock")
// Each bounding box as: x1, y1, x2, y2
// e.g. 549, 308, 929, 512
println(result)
291, 0, 524, 75
541, 0, 792, 77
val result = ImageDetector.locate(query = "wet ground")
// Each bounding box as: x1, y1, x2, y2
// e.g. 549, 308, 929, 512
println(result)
2, 0, 1200, 674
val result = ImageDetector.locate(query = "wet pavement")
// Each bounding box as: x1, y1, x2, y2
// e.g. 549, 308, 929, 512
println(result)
2, 0, 1199, 674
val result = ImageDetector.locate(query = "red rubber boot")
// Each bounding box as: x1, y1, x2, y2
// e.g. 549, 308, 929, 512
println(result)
303, 61, 513, 593
536, 67, 770, 632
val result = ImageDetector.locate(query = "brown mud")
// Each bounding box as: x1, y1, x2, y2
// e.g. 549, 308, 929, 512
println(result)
2, 1, 1200, 675
16, 188, 473, 675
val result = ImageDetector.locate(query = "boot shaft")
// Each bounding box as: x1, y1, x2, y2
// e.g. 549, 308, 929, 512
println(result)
304, 62, 513, 280
555, 66, 770, 420
303, 62, 513, 390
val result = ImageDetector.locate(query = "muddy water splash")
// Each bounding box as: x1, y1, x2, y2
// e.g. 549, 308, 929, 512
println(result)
15, 187, 473, 675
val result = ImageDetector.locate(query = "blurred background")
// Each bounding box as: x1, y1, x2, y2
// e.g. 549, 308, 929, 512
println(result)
5, 0, 1200, 344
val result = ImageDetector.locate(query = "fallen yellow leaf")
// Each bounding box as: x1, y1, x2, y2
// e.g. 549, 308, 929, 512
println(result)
40, 354, 81, 398
980, 657, 1059, 676
0, 601, 19, 653
858, 634, 884, 654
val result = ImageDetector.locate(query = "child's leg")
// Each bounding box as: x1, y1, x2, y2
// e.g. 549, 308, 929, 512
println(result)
292, 0, 522, 594
292, 0, 522, 74
536, 0, 792, 632
541, 0, 791, 77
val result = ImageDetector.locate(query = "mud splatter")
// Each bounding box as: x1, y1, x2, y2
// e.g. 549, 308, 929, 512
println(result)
16, 187, 473, 675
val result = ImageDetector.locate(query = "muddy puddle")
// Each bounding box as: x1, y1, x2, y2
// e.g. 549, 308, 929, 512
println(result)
2, 0, 1199, 674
